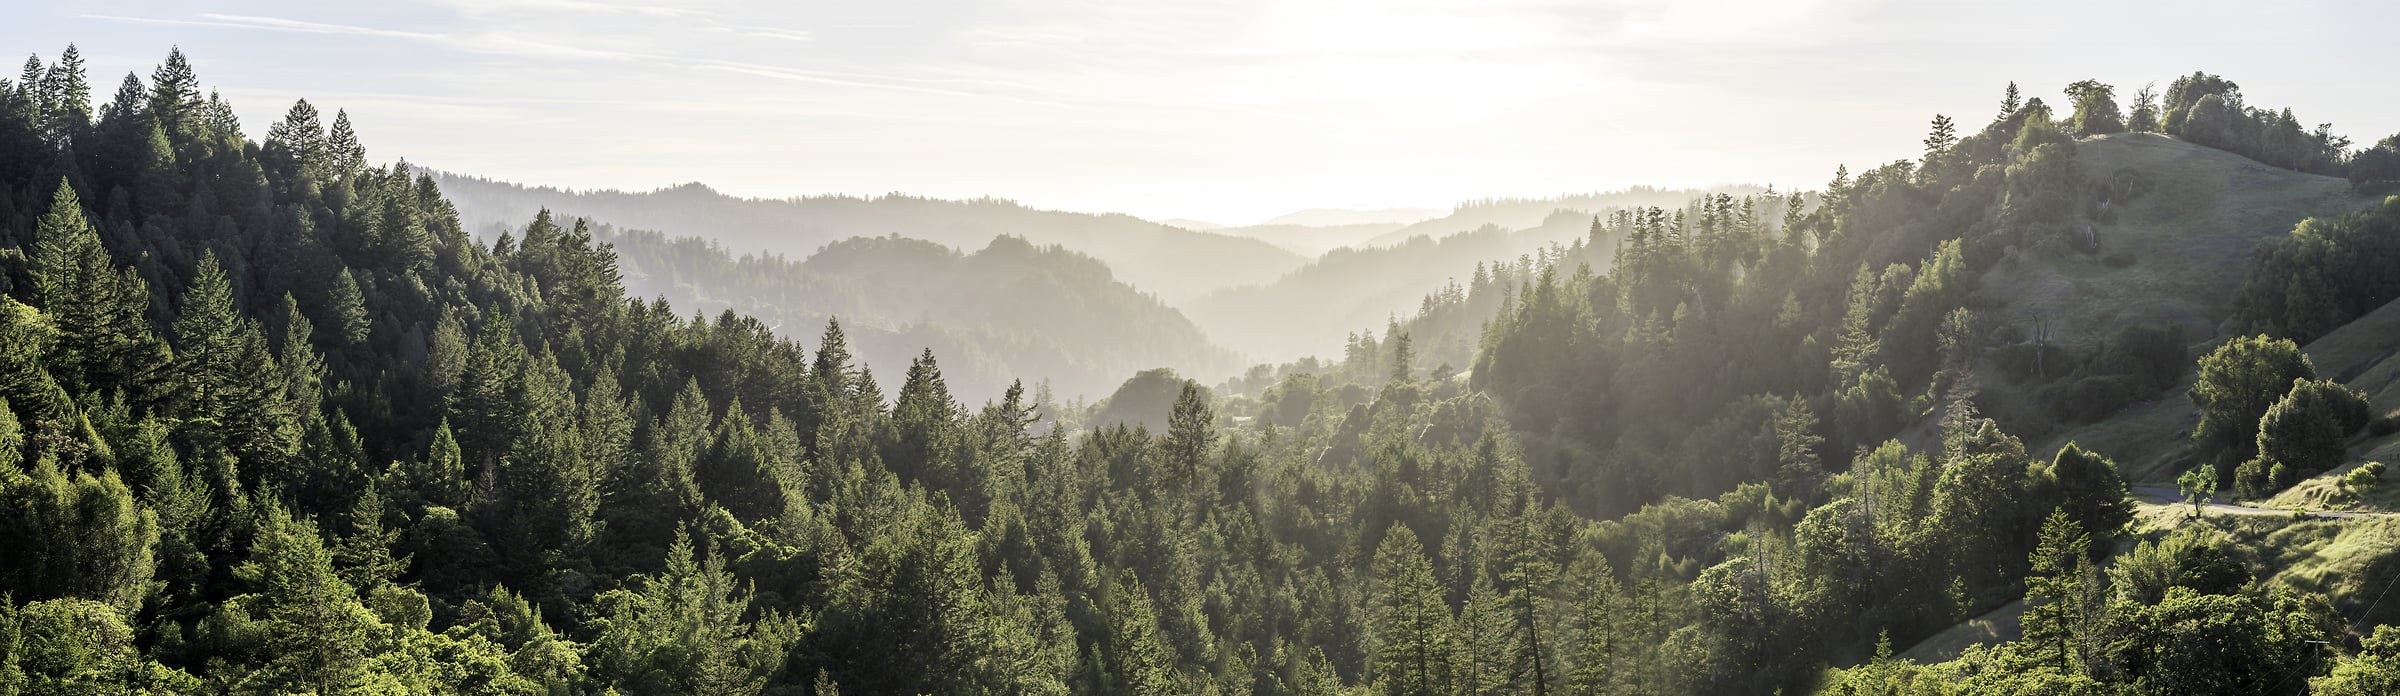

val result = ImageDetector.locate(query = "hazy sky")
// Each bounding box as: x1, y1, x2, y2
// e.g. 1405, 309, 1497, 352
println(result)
10, 0, 2398, 224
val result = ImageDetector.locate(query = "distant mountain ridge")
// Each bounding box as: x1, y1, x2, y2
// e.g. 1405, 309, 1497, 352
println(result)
1259, 207, 1444, 227
580, 222, 1242, 402
429, 174, 1308, 302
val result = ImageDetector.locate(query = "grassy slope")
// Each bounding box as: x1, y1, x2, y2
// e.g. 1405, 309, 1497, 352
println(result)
1897, 134, 2385, 660
1995, 133, 2382, 483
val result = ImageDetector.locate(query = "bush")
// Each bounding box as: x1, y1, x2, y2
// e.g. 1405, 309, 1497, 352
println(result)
2342, 461, 2385, 494
2233, 456, 2291, 500
2257, 378, 2372, 478
2371, 410, 2400, 438
2189, 335, 2316, 463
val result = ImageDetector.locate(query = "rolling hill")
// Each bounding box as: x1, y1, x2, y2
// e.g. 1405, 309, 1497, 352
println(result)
582, 223, 1242, 403
430, 174, 1308, 302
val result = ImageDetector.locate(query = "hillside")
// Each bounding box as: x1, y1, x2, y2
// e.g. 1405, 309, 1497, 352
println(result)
2004, 134, 2386, 481
1187, 212, 1599, 363
1193, 221, 1404, 256
1358, 186, 1766, 248
586, 224, 1241, 403
430, 174, 1308, 302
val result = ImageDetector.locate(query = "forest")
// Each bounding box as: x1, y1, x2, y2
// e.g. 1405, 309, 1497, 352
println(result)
5, 44, 2400, 696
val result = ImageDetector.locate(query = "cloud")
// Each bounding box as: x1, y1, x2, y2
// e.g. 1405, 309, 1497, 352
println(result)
82, 12, 445, 40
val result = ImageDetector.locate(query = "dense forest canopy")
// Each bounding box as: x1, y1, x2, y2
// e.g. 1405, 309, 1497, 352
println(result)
3, 44, 2400, 696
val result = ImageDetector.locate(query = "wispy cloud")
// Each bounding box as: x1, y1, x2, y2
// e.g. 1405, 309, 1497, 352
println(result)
738, 27, 814, 42
82, 12, 445, 40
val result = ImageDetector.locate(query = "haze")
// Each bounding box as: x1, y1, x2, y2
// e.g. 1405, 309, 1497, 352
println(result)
14, 0, 2399, 224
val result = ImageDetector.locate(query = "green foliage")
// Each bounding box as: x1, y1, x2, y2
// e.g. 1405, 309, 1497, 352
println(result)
2231, 196, 2400, 342
2036, 444, 2132, 548
2314, 625, 2400, 695
2064, 80, 2124, 136
2177, 465, 2218, 517
2161, 71, 2348, 175
7, 47, 2400, 696
0, 459, 157, 615
2253, 378, 2371, 485
2188, 335, 2315, 464
2352, 135, 2400, 189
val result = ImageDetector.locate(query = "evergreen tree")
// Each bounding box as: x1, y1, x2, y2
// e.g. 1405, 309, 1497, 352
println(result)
1371, 524, 1454, 696
328, 267, 370, 345
1923, 114, 1957, 157
2021, 509, 2091, 674
30, 180, 162, 400
239, 505, 381, 694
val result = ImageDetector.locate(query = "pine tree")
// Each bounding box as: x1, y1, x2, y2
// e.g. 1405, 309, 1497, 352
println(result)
326, 109, 365, 179
332, 482, 409, 590
1923, 114, 1957, 158
1161, 381, 1216, 514
265, 99, 326, 176
146, 47, 201, 143
43, 45, 91, 144
2021, 509, 2092, 675
242, 505, 379, 694
171, 251, 297, 477
328, 267, 370, 345
1566, 569, 1619, 695
886, 349, 959, 492
1095, 571, 1184, 696
30, 180, 163, 398
2001, 81, 2022, 118
1456, 571, 1517, 695
1372, 524, 1454, 696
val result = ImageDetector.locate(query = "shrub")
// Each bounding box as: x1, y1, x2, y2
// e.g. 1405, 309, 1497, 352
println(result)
2257, 378, 2372, 478
2342, 461, 2385, 493
2189, 335, 2315, 464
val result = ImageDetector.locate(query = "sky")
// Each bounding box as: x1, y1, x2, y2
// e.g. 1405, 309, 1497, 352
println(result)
8, 0, 2399, 224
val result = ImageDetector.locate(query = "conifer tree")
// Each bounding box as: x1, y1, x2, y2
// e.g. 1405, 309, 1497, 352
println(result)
1923, 114, 1957, 157
1371, 524, 1454, 696
43, 45, 91, 144
1162, 380, 1216, 513
2021, 509, 2095, 675
241, 505, 380, 694
328, 267, 370, 345
171, 251, 296, 474
31, 180, 161, 398
327, 109, 365, 179
146, 47, 201, 142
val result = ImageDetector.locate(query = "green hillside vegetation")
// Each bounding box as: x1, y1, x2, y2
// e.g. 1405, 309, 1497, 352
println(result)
430, 172, 1309, 302
584, 222, 1240, 403
9, 45, 2400, 696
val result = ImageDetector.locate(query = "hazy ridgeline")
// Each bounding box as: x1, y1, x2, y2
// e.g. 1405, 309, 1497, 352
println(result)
429, 172, 1307, 303
9, 41, 2400, 696
564, 221, 1241, 404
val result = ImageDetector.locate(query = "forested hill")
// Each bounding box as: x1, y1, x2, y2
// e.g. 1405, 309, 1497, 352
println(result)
584, 223, 1241, 403
1358, 186, 1764, 249
429, 171, 1308, 302
13, 43, 2400, 696
1184, 187, 1775, 364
